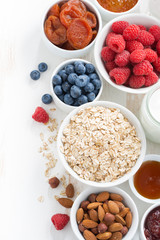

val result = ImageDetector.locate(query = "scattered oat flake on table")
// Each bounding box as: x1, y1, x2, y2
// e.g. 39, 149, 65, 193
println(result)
45, 158, 57, 177
37, 196, 44, 202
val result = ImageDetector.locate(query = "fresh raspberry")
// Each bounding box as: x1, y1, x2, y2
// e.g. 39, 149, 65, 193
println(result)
108, 34, 125, 53
109, 67, 131, 85
105, 32, 117, 45
101, 46, 116, 62
123, 24, 140, 41
137, 30, 155, 46
115, 50, 130, 67
133, 60, 153, 76
153, 57, 160, 72
144, 48, 158, 63
128, 75, 145, 88
156, 40, 160, 55
149, 25, 160, 42
137, 25, 146, 31
130, 49, 146, 64
126, 40, 144, 53
105, 61, 117, 72
51, 214, 70, 230
145, 71, 159, 86
32, 106, 49, 123
111, 21, 129, 34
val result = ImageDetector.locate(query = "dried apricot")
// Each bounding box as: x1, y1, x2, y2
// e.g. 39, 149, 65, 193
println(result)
62, 41, 75, 50
44, 16, 67, 45
85, 11, 97, 28
60, 5, 83, 28
67, 18, 92, 49
47, 4, 60, 17
92, 30, 97, 41
60, 0, 86, 15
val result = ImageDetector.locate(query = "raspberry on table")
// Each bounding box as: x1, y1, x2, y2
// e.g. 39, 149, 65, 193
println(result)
51, 214, 70, 230
108, 34, 126, 53
128, 75, 145, 88
105, 32, 117, 46
105, 61, 117, 72
130, 49, 146, 64
111, 21, 129, 34
145, 71, 159, 87
32, 106, 49, 123
133, 60, 153, 76
156, 40, 160, 55
126, 40, 144, 53
115, 50, 130, 67
123, 24, 140, 41
153, 57, 160, 72
137, 30, 155, 46
144, 48, 158, 63
137, 25, 146, 31
109, 67, 131, 85
149, 25, 160, 42
101, 46, 116, 62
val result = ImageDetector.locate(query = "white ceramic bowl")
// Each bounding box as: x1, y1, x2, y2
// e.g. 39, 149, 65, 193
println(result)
129, 154, 160, 204
41, 0, 102, 58
94, 13, 160, 94
93, 0, 142, 21
140, 202, 160, 240
57, 101, 146, 187
71, 187, 139, 240
50, 59, 103, 113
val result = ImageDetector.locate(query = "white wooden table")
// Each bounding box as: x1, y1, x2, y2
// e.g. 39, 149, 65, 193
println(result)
0, 0, 159, 239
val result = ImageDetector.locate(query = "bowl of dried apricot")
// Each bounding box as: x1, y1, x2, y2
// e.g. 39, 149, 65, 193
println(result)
42, 0, 102, 58
70, 187, 139, 240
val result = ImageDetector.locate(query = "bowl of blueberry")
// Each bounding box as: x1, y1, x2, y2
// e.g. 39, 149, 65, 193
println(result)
51, 59, 103, 112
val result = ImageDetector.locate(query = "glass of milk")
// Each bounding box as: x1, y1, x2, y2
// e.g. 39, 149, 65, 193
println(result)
140, 84, 160, 144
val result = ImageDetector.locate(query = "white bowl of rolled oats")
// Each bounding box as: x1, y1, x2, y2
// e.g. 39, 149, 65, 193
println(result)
57, 101, 146, 187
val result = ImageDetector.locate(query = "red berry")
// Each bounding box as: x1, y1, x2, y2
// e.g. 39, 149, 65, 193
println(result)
153, 57, 160, 72
128, 75, 145, 88
108, 34, 126, 53
144, 48, 158, 63
130, 49, 146, 64
156, 40, 160, 55
149, 25, 160, 42
105, 61, 117, 72
51, 214, 70, 230
115, 50, 130, 67
123, 24, 140, 41
109, 67, 131, 85
137, 25, 146, 31
105, 32, 117, 46
145, 71, 159, 87
32, 106, 49, 123
101, 46, 116, 62
111, 21, 129, 34
137, 30, 155, 46
133, 60, 153, 76
126, 40, 144, 53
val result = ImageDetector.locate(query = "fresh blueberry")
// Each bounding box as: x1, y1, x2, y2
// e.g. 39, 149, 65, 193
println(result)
62, 81, 71, 92
74, 61, 84, 67
42, 94, 53, 104
75, 75, 89, 88
68, 73, 78, 85
58, 70, 68, 82
75, 63, 86, 75
64, 94, 74, 105
84, 83, 95, 93
65, 64, 75, 74
70, 85, 82, 98
87, 92, 96, 102
52, 75, 62, 85
54, 85, 63, 96
73, 100, 80, 106
58, 94, 64, 102
89, 73, 99, 80
77, 95, 88, 105
38, 62, 48, 72
93, 89, 99, 96
85, 63, 95, 74
30, 70, 40, 80
92, 79, 101, 90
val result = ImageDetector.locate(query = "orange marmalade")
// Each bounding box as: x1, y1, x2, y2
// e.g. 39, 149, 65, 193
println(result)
97, 0, 138, 13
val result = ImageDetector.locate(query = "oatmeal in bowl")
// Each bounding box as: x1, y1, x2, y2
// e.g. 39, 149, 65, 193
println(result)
57, 101, 146, 187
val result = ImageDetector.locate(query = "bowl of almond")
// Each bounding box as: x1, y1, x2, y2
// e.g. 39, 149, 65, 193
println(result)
70, 187, 139, 240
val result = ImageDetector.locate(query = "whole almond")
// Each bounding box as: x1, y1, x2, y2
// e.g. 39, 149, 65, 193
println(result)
103, 203, 109, 213
108, 223, 123, 232
84, 213, 90, 220
96, 192, 109, 202
88, 193, 97, 203
96, 232, 112, 239
91, 227, 98, 235
115, 214, 126, 225
79, 222, 86, 233
83, 230, 97, 240
57, 198, 73, 208
81, 201, 90, 211
108, 201, 119, 214
66, 183, 74, 198
110, 193, 123, 202
110, 232, 122, 240
98, 205, 105, 222
115, 201, 125, 211
89, 209, 98, 222
87, 202, 103, 210
82, 219, 98, 229
119, 208, 129, 218
76, 208, 84, 224
125, 211, 132, 228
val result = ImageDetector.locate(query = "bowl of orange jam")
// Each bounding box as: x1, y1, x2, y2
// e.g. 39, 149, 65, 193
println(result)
93, 0, 142, 21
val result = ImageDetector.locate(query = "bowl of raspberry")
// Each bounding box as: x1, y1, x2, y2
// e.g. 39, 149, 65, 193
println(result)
94, 13, 160, 94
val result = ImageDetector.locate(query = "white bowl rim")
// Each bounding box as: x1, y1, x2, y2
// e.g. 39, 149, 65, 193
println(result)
129, 154, 160, 204
94, 13, 160, 94
57, 100, 146, 187
70, 186, 139, 240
